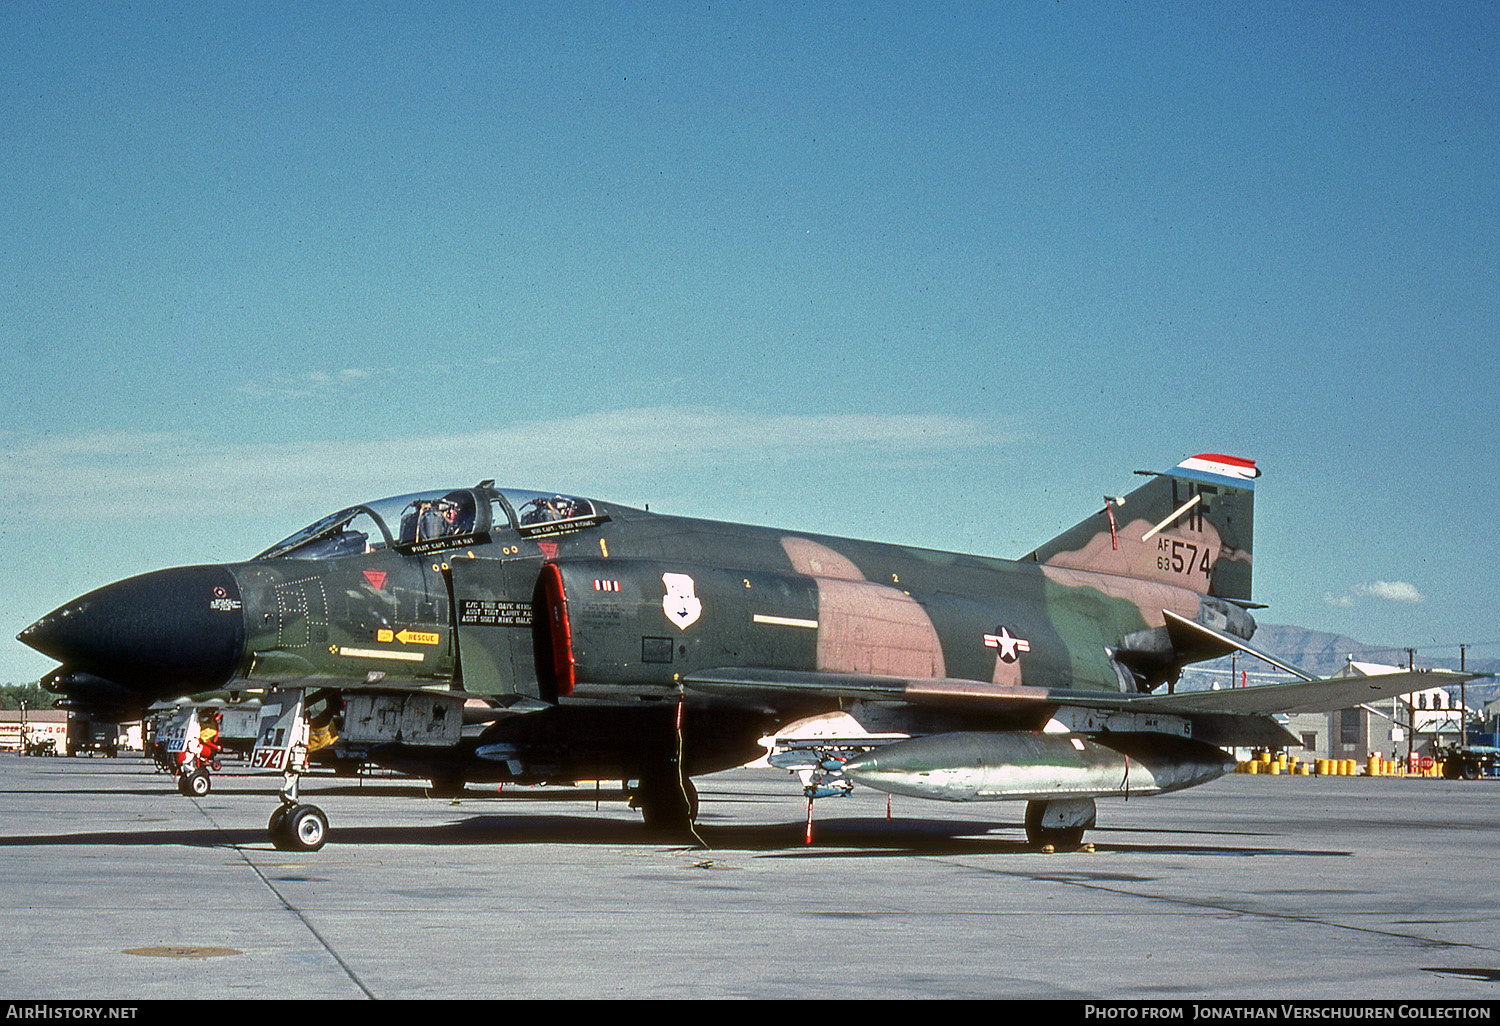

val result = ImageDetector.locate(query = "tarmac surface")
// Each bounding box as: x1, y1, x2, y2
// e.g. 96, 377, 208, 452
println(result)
1, 752, 1499, 1001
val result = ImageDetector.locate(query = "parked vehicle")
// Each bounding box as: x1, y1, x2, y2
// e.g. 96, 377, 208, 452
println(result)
66, 715, 119, 757
22, 733, 57, 756
1438, 743, 1500, 779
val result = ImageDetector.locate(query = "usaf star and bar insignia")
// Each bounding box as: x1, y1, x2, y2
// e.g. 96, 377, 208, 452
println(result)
983, 626, 1031, 663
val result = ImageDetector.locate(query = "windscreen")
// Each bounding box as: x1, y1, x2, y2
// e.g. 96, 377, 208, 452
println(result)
256, 489, 491, 559
256, 486, 603, 559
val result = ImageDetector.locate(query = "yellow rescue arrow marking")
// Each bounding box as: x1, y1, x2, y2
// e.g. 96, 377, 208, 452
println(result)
377, 627, 440, 646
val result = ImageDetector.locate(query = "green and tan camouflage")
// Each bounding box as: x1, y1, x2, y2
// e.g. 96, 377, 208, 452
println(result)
18, 452, 1471, 848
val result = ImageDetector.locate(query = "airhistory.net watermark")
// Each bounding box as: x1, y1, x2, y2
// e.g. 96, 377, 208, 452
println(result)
5, 1008, 138, 1020
1083, 1007, 1493, 1021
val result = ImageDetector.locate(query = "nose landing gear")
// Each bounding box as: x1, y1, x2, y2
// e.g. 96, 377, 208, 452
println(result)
269, 801, 329, 852
253, 689, 330, 853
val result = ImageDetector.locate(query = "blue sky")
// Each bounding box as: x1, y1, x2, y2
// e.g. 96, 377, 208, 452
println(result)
3, 2, 1497, 685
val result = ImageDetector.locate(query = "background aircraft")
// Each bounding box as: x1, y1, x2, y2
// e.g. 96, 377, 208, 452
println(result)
18, 453, 1467, 850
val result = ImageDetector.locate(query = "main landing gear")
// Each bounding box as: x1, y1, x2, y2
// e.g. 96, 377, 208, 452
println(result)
629, 773, 700, 835
1024, 797, 1096, 850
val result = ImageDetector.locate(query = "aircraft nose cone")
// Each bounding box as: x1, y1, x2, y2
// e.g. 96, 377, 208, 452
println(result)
19, 566, 246, 692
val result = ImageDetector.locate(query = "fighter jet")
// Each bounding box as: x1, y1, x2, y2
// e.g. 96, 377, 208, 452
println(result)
18, 454, 1469, 851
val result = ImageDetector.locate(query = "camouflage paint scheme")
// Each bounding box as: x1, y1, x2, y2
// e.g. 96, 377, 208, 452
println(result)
19, 454, 1467, 842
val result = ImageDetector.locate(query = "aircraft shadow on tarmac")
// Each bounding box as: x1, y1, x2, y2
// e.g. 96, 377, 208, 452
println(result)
0, 809, 1352, 859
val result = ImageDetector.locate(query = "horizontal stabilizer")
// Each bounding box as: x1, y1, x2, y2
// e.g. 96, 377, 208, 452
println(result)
1162, 609, 1316, 681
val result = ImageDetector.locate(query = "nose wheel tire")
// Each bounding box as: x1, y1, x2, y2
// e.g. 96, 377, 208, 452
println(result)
269, 803, 328, 852
178, 771, 211, 798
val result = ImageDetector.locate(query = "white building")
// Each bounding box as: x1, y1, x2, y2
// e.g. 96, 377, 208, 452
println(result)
1279, 660, 1474, 762
0, 710, 68, 752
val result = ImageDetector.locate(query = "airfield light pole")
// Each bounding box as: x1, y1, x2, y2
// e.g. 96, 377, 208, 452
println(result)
1460, 645, 1468, 747
1406, 649, 1417, 768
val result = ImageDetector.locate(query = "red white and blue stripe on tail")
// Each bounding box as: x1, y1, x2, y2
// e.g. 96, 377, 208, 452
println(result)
1173, 453, 1259, 490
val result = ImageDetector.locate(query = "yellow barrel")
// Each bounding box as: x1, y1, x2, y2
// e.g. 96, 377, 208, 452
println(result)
1367, 756, 1380, 776
1245, 759, 1260, 774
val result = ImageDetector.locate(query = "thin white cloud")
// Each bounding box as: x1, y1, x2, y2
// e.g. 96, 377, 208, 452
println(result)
1323, 580, 1425, 608
236, 367, 390, 401
1360, 580, 1424, 604
0, 407, 1018, 523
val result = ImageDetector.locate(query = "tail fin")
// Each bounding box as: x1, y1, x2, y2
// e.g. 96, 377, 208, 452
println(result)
1025, 453, 1257, 603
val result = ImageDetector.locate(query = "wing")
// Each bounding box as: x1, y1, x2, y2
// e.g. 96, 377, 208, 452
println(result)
684, 665, 1480, 741
1132, 669, 1476, 716
684, 667, 1081, 710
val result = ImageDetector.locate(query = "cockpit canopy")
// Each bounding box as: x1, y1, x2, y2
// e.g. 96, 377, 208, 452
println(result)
255, 485, 605, 561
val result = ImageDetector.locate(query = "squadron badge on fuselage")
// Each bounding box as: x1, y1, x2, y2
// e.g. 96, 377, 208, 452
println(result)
662, 573, 702, 630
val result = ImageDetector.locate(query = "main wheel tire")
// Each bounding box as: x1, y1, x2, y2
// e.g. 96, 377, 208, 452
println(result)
427, 777, 467, 799
634, 776, 699, 834
1024, 798, 1093, 850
